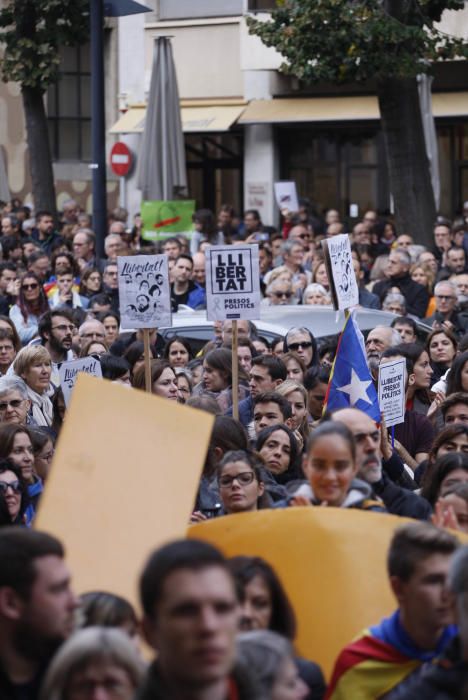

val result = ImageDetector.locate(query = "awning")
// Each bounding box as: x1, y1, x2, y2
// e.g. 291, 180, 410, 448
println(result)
238, 92, 468, 124
110, 100, 246, 134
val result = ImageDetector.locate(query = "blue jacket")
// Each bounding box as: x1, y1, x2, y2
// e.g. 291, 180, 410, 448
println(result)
226, 394, 253, 427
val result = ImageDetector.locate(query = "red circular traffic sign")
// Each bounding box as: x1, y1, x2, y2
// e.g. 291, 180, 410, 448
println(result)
110, 141, 132, 177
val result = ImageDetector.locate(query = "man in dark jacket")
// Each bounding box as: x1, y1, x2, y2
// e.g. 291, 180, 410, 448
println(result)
0, 528, 79, 700
137, 539, 259, 700
332, 408, 432, 519
373, 248, 429, 318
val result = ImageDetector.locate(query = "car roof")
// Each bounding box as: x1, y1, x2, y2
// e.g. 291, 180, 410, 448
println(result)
160, 306, 431, 341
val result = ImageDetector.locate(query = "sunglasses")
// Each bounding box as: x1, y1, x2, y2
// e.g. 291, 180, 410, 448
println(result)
219, 472, 255, 488
288, 341, 313, 351
0, 480, 21, 494
0, 399, 23, 411
273, 291, 292, 299
22, 283, 39, 291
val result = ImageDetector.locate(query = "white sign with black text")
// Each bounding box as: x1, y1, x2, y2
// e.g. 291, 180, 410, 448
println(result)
378, 358, 406, 428
117, 254, 171, 329
323, 234, 359, 310
274, 181, 299, 213
205, 245, 261, 321
59, 357, 103, 407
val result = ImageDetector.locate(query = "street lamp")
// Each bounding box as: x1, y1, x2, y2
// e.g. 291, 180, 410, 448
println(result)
90, 0, 151, 257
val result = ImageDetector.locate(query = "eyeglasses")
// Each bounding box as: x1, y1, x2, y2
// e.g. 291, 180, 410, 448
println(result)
52, 324, 75, 332
435, 295, 456, 301
0, 399, 24, 411
273, 291, 292, 299
298, 234, 310, 240
219, 472, 256, 488
354, 430, 380, 444
0, 480, 21, 494
288, 341, 313, 351
22, 283, 39, 291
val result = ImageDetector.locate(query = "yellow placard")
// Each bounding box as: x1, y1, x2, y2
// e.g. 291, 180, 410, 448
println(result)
35, 374, 214, 602
189, 508, 468, 678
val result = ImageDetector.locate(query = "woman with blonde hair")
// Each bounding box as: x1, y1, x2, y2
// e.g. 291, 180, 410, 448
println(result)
40, 627, 145, 700
276, 379, 310, 447
13, 345, 53, 426
410, 262, 436, 317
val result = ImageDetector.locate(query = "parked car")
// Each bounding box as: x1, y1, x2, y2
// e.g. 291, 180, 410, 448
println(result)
159, 306, 432, 355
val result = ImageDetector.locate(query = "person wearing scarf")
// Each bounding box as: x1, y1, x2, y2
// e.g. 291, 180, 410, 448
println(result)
12, 345, 54, 427
326, 522, 458, 700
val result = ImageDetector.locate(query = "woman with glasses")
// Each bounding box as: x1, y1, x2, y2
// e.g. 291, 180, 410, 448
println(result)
9, 272, 50, 344
0, 460, 30, 525
265, 278, 295, 306
79, 268, 103, 299
0, 423, 42, 523
217, 450, 267, 516
283, 327, 319, 369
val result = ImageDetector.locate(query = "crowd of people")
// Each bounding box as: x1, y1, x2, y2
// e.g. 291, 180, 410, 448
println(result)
2, 195, 468, 697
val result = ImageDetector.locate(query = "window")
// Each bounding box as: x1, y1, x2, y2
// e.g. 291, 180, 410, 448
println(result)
159, 0, 242, 20
247, 0, 277, 10
47, 44, 91, 161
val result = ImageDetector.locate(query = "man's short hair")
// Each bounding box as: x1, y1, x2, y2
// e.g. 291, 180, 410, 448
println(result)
88, 293, 112, 309
251, 355, 287, 383
103, 260, 118, 271
140, 539, 228, 619
253, 391, 292, 421
0, 376, 29, 401
28, 250, 49, 265
162, 237, 182, 249
434, 280, 459, 298
391, 316, 418, 333
38, 308, 74, 341
0, 528, 64, 600
393, 248, 411, 267
36, 210, 53, 223
175, 254, 193, 267
387, 522, 458, 582
0, 261, 17, 276
74, 228, 96, 246
441, 392, 468, 421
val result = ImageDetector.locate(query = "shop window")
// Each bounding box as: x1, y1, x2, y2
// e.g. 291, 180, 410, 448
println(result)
47, 44, 91, 162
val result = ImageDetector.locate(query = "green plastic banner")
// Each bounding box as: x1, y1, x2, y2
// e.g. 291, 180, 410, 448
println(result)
141, 200, 195, 242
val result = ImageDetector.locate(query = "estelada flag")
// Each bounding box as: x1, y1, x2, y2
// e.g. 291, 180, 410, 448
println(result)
323, 311, 381, 423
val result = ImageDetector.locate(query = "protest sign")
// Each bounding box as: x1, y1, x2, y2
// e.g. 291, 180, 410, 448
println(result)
322, 234, 359, 310
141, 200, 195, 242
205, 245, 261, 322
36, 374, 215, 602
378, 357, 406, 427
274, 181, 299, 212
59, 356, 103, 407
117, 254, 171, 330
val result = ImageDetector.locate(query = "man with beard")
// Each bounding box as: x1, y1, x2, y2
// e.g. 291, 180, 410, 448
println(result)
331, 407, 431, 519
0, 528, 79, 698
365, 325, 402, 380
37, 310, 75, 382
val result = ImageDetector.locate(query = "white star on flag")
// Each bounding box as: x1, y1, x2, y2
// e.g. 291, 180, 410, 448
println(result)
337, 368, 373, 406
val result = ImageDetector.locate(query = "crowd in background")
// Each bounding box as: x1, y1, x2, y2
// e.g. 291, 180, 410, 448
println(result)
1, 195, 468, 698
